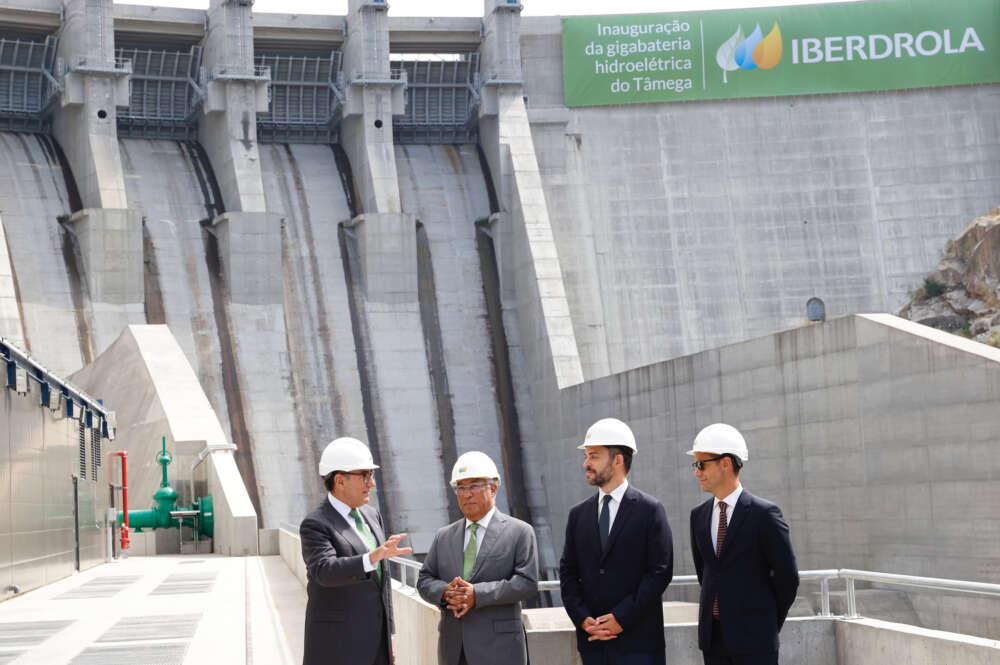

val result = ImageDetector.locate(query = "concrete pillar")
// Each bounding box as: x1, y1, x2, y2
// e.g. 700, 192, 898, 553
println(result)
52, 0, 144, 355
200, 0, 269, 213
478, 0, 580, 575
68, 208, 145, 349
210, 212, 283, 305
478, 0, 583, 388
340, 0, 405, 215
0, 214, 25, 346
52, 0, 130, 211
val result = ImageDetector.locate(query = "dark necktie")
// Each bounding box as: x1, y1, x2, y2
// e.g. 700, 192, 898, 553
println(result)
599, 494, 612, 551
713, 501, 728, 619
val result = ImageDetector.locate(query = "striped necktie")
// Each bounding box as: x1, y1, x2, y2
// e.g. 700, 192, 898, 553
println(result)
713, 501, 727, 619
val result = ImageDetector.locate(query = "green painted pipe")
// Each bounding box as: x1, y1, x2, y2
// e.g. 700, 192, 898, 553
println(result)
117, 437, 214, 539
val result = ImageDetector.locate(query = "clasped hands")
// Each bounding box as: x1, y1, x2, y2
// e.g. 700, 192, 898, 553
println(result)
582, 613, 623, 641
442, 577, 476, 618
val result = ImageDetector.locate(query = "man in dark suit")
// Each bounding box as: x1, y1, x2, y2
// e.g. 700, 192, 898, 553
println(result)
299, 437, 412, 665
559, 418, 674, 665
688, 423, 799, 665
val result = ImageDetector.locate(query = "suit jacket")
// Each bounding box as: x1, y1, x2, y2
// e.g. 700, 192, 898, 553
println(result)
299, 500, 393, 665
689, 489, 799, 655
559, 485, 674, 664
417, 510, 539, 665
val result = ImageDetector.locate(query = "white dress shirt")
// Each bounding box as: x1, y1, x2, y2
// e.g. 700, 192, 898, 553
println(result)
596, 478, 629, 531
328, 493, 376, 572
711, 484, 743, 553
463, 505, 496, 556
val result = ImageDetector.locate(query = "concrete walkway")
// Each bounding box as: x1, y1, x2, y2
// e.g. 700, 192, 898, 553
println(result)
0, 555, 305, 665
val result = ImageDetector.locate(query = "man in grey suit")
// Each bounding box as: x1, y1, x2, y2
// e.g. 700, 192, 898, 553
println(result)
300, 437, 412, 665
418, 451, 539, 665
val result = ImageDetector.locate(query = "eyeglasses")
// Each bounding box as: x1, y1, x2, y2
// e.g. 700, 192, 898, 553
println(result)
691, 455, 727, 471
454, 483, 491, 495
344, 470, 375, 482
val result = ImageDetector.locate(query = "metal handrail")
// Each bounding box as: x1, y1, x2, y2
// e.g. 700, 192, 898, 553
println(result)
388, 559, 1000, 620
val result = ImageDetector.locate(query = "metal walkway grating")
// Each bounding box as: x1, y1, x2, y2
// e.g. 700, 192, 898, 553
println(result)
392, 54, 479, 144
0, 620, 73, 648
69, 642, 189, 665
57, 575, 141, 600
97, 614, 201, 642
257, 50, 342, 144
0, 35, 60, 133
116, 46, 203, 140
149, 572, 217, 595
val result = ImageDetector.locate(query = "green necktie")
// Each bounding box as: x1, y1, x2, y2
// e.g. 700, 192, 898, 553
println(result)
463, 523, 479, 580
349, 508, 381, 581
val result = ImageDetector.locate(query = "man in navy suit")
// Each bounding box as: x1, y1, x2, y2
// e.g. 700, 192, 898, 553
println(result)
688, 424, 799, 665
560, 418, 674, 665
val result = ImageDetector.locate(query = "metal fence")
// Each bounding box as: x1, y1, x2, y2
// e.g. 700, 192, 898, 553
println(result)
392, 54, 479, 144
256, 51, 343, 144
389, 557, 1000, 620
116, 46, 203, 140
0, 36, 60, 133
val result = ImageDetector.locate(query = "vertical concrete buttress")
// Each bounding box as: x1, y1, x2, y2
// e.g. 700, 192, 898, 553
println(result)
339, 0, 449, 550
477, 0, 582, 572
196, 0, 303, 528
52, 0, 144, 356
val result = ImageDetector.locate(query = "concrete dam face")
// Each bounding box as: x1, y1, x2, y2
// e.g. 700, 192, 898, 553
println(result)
2, 0, 1000, 611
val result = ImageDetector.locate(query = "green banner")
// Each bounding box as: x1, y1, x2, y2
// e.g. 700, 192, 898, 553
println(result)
562, 0, 1000, 106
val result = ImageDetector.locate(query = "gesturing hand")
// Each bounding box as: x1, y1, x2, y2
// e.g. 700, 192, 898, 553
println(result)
371, 533, 413, 562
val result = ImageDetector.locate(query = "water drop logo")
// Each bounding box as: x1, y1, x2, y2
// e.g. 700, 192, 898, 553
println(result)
716, 22, 782, 83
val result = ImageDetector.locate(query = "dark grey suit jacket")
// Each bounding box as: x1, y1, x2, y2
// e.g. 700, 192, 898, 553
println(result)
417, 510, 539, 665
300, 500, 392, 665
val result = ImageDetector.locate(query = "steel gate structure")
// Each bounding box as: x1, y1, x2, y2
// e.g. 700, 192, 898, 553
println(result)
0, 35, 60, 133
116, 46, 204, 140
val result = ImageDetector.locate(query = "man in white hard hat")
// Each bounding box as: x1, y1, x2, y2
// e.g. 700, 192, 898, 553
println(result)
688, 423, 798, 665
299, 437, 412, 665
417, 451, 538, 665
560, 418, 674, 665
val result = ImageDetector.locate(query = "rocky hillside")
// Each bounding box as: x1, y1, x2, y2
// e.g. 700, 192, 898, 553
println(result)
899, 208, 1000, 347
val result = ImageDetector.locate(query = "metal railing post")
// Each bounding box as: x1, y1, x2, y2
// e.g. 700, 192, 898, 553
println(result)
846, 576, 858, 618
820, 577, 831, 617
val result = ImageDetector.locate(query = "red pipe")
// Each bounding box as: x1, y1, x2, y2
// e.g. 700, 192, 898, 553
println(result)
111, 451, 130, 550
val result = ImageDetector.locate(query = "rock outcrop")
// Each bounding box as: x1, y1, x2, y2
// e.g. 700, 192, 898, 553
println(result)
899, 208, 1000, 347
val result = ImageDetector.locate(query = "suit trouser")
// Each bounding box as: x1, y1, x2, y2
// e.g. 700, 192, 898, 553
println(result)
371, 613, 391, 665
702, 619, 778, 665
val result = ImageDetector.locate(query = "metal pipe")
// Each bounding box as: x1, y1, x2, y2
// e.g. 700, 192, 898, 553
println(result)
110, 451, 130, 550
846, 578, 858, 618
821, 578, 831, 617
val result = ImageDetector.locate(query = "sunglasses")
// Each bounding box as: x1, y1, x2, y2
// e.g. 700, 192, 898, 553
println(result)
690, 455, 727, 471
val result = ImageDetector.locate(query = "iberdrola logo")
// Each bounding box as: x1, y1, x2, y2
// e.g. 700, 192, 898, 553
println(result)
716, 22, 782, 83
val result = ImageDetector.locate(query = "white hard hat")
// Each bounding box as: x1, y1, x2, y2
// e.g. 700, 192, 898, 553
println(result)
577, 418, 637, 453
450, 451, 501, 488
318, 437, 380, 476
687, 423, 749, 462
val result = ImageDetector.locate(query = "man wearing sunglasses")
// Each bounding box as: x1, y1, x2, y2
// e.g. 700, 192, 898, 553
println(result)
417, 451, 539, 665
688, 424, 798, 665
559, 418, 674, 665
300, 437, 412, 665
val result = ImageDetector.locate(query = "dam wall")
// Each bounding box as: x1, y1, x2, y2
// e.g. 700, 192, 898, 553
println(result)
520, 17, 1000, 377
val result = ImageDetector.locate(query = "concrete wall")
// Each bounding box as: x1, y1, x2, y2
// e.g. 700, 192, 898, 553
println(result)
513, 314, 1000, 637
836, 618, 1000, 665
71, 325, 258, 557
519, 17, 1000, 378
0, 133, 86, 376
